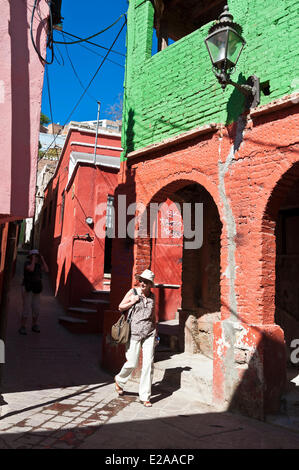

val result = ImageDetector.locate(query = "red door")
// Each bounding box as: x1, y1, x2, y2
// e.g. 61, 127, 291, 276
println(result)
151, 199, 183, 321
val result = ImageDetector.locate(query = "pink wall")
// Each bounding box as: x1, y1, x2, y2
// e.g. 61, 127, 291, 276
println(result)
0, 0, 48, 220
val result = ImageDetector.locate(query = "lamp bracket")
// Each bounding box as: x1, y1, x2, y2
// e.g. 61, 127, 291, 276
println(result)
214, 70, 260, 109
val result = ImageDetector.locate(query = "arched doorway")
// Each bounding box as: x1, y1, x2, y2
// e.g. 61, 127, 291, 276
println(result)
274, 169, 299, 363
263, 162, 299, 419
143, 180, 222, 360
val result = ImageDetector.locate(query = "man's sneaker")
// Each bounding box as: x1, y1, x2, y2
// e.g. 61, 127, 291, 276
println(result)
32, 324, 40, 333
18, 327, 27, 335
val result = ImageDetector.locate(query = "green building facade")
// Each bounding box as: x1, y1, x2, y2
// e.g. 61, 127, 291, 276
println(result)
122, 0, 299, 158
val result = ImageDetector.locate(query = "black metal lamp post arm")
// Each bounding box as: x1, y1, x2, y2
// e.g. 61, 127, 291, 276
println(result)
227, 79, 253, 97
214, 69, 260, 108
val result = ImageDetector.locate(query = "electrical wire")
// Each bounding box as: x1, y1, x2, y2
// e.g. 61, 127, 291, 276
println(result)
42, 15, 127, 159
45, 65, 54, 126
44, 64, 59, 159
63, 17, 127, 127
77, 42, 125, 69
56, 29, 126, 57
53, 13, 126, 45
62, 32, 98, 103
30, 0, 54, 65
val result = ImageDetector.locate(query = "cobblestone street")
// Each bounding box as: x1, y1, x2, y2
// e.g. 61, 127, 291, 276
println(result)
0, 254, 299, 450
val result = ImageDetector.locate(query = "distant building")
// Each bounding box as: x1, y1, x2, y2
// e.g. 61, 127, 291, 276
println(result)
61, 119, 122, 135
47, 123, 64, 135
23, 158, 58, 248
39, 132, 66, 156
39, 124, 122, 333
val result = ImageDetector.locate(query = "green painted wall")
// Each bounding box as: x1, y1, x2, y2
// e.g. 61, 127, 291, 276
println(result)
121, 0, 299, 159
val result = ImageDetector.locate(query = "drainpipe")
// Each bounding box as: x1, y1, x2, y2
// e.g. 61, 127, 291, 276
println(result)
93, 101, 101, 165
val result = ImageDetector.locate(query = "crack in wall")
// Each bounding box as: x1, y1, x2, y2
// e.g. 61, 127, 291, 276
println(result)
218, 116, 247, 321
218, 116, 248, 400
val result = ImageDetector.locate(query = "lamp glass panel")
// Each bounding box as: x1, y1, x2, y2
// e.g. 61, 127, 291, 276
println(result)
206, 30, 228, 66
227, 30, 244, 66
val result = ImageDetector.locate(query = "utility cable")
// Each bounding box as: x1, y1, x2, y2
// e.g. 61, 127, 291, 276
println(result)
62, 32, 98, 103
53, 42, 65, 66
45, 65, 54, 126
77, 42, 125, 68
42, 16, 127, 159
30, 0, 54, 65
44, 64, 59, 159
63, 17, 126, 127
53, 13, 126, 45
56, 29, 126, 57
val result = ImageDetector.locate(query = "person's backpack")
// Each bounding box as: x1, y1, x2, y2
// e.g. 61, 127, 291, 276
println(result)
111, 288, 138, 344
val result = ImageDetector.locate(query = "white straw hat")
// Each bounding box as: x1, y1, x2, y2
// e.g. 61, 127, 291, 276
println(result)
136, 269, 155, 287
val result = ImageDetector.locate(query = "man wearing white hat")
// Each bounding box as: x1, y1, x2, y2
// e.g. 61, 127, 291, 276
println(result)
114, 269, 156, 407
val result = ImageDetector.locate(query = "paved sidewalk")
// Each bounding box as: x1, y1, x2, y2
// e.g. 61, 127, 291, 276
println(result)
0, 253, 299, 449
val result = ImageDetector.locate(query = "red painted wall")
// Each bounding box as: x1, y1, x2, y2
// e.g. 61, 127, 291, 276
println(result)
102, 99, 299, 417
40, 128, 121, 308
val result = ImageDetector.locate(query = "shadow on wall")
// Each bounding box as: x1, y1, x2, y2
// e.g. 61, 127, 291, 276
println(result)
228, 326, 287, 420
225, 73, 247, 125
108, 108, 137, 310
125, 108, 136, 155
211, 295, 287, 421
54, 261, 96, 308
10, 0, 31, 216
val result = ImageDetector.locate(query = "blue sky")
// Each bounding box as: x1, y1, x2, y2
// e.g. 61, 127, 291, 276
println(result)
41, 0, 129, 126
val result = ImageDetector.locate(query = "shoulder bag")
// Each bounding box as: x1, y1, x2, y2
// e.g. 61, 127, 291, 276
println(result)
111, 288, 138, 344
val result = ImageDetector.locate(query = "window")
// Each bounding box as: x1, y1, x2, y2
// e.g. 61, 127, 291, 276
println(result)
106, 195, 115, 234
104, 195, 115, 274
152, 0, 227, 54
60, 192, 65, 225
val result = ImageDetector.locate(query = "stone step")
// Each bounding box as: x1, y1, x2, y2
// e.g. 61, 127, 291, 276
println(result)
68, 307, 97, 314
81, 299, 110, 305
58, 315, 87, 324
58, 315, 98, 335
158, 319, 179, 336
266, 370, 299, 432
153, 351, 213, 405
92, 289, 110, 295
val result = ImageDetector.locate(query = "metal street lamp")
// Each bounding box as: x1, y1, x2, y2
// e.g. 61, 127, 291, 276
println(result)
205, 5, 260, 108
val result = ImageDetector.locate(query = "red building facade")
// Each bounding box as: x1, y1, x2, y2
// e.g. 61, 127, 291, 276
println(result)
101, 0, 299, 420
39, 126, 121, 332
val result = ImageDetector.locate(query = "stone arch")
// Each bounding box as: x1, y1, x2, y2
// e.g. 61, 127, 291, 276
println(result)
142, 175, 222, 217
135, 176, 223, 356
262, 161, 299, 330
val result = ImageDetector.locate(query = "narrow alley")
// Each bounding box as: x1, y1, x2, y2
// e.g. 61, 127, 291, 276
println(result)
0, 252, 298, 450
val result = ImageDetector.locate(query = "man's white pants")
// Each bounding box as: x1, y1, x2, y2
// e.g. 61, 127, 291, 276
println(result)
115, 334, 155, 402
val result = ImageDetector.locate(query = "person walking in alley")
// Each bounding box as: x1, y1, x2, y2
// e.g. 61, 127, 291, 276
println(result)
19, 249, 49, 335
114, 269, 156, 407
